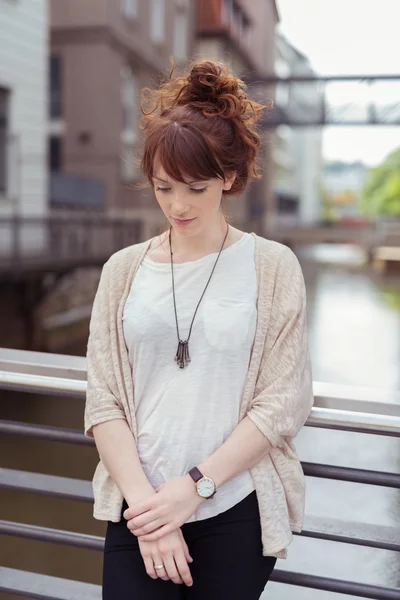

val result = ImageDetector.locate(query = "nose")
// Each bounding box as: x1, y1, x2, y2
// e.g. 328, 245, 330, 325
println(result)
170, 193, 190, 217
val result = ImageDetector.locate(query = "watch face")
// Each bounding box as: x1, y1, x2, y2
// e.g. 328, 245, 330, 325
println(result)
197, 477, 215, 498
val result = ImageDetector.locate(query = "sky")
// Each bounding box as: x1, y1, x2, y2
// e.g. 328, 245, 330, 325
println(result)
276, 0, 400, 165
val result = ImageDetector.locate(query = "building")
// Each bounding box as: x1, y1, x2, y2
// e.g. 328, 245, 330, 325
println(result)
49, 0, 279, 237
196, 0, 280, 232
323, 160, 369, 221
50, 0, 194, 239
0, 0, 48, 254
273, 32, 323, 226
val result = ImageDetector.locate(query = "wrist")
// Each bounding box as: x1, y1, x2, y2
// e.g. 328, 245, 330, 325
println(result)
125, 483, 155, 506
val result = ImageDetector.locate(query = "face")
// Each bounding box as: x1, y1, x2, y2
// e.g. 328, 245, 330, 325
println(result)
152, 164, 235, 237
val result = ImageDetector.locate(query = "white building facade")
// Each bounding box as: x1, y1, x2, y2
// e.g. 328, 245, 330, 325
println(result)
273, 32, 323, 226
0, 0, 48, 253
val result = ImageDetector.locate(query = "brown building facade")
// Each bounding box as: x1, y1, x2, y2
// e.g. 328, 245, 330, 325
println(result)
195, 0, 279, 231
49, 0, 278, 238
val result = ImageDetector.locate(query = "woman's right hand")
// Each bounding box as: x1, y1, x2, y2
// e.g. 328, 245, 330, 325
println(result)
138, 528, 194, 587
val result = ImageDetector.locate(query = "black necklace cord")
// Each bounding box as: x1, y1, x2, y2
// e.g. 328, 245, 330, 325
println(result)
169, 223, 230, 366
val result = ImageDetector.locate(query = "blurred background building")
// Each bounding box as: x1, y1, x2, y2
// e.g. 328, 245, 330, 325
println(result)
273, 31, 323, 226
0, 0, 48, 254
49, 0, 195, 237
48, 0, 279, 238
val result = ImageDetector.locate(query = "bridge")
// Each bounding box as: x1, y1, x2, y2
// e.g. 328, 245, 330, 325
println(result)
246, 75, 400, 127
1, 216, 399, 278
0, 347, 400, 599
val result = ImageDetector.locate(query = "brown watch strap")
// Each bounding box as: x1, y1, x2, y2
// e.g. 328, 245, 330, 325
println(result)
188, 466, 203, 483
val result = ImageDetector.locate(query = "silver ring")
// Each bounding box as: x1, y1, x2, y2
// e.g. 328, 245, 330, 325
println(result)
154, 564, 164, 571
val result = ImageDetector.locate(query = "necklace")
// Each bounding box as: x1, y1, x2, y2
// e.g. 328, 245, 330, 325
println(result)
169, 223, 230, 369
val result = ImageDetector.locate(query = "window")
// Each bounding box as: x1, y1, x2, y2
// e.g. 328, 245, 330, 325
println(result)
150, 0, 165, 44
222, 0, 233, 26
120, 142, 136, 182
121, 66, 138, 182
121, 66, 137, 134
173, 8, 188, 62
0, 88, 9, 193
49, 136, 63, 172
121, 0, 137, 19
50, 54, 62, 119
221, 0, 251, 45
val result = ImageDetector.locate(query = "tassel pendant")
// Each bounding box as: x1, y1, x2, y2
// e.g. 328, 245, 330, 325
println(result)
175, 340, 191, 369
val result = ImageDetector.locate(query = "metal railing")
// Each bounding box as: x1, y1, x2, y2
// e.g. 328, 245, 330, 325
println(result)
1, 347, 400, 599
0, 215, 143, 272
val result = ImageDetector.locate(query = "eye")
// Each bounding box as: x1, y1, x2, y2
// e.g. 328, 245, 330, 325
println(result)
156, 186, 171, 193
190, 187, 207, 194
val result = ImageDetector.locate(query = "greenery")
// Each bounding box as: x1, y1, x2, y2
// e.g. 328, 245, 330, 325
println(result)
361, 148, 400, 217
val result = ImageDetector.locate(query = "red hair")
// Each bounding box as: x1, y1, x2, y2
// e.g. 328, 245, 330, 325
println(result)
140, 60, 270, 196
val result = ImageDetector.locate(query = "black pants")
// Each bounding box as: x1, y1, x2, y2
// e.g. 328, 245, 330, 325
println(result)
103, 491, 277, 599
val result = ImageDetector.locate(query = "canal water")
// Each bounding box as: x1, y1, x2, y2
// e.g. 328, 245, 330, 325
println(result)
1, 244, 399, 599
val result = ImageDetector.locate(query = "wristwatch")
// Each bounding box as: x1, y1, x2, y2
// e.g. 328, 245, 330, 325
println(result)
188, 466, 216, 499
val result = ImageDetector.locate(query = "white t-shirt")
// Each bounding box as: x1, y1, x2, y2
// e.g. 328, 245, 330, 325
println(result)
122, 233, 258, 521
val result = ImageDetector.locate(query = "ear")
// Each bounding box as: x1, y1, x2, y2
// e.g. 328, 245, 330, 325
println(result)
223, 172, 236, 191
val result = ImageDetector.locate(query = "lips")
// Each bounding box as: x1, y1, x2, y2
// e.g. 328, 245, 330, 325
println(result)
172, 217, 196, 226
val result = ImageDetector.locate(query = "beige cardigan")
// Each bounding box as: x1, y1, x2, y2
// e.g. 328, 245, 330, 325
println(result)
84, 234, 313, 559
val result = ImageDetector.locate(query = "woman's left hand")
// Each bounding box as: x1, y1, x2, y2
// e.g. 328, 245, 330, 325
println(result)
123, 475, 204, 542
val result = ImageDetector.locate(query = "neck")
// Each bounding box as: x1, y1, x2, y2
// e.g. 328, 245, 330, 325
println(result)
170, 216, 229, 259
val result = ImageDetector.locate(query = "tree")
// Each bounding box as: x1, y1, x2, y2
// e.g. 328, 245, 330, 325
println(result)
361, 148, 400, 217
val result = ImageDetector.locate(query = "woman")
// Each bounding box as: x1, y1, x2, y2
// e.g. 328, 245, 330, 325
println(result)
84, 60, 313, 599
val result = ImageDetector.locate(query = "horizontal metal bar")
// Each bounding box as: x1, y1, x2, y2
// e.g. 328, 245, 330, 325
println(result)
301, 515, 400, 552
1, 565, 399, 599
306, 406, 400, 437
0, 420, 94, 446
2, 514, 400, 553
247, 74, 400, 83
1, 456, 399, 511
0, 347, 87, 379
0, 567, 101, 600
0, 468, 93, 502
302, 462, 400, 488
1, 349, 400, 435
0, 370, 86, 398
1, 374, 399, 436
313, 381, 400, 415
271, 569, 400, 599
0, 520, 103, 551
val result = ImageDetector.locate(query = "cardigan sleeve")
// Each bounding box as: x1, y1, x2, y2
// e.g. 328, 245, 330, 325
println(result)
84, 259, 127, 438
247, 247, 313, 448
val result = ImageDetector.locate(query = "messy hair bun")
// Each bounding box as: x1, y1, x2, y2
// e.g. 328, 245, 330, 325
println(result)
140, 60, 271, 196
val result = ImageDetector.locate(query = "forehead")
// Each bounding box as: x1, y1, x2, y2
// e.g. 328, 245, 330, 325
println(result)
153, 162, 207, 184
153, 163, 170, 182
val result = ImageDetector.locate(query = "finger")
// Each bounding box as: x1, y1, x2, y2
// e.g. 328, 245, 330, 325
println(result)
183, 542, 193, 563
152, 556, 169, 581
179, 532, 193, 563
163, 555, 182, 585
123, 497, 156, 520
131, 518, 162, 537
142, 555, 158, 580
175, 552, 193, 587
126, 511, 157, 530
139, 524, 173, 542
